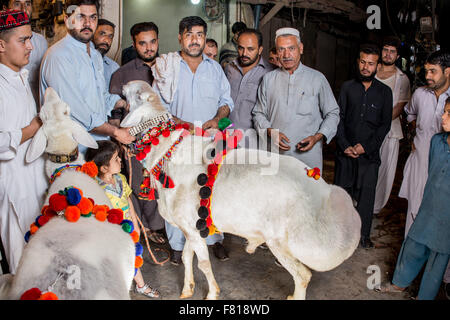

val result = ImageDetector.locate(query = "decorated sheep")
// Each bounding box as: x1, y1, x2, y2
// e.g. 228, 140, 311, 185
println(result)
120, 80, 362, 300
0, 88, 138, 300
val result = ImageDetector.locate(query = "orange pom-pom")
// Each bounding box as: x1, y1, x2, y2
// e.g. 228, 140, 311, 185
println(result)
77, 197, 93, 214
65, 206, 81, 222
80, 161, 98, 178
38, 292, 58, 300
130, 230, 139, 243
30, 223, 38, 235
93, 205, 108, 221
135, 256, 144, 268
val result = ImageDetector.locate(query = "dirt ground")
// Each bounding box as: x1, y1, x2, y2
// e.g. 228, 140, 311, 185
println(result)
132, 141, 448, 301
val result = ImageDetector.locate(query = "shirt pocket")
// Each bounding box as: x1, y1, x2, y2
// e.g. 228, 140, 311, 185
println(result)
243, 82, 259, 105
364, 103, 380, 126
296, 93, 318, 116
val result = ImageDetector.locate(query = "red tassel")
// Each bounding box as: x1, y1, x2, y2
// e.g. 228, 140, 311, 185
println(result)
147, 188, 155, 200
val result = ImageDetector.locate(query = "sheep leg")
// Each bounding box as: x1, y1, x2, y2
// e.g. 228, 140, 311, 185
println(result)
267, 241, 312, 300
180, 239, 195, 299
190, 238, 220, 300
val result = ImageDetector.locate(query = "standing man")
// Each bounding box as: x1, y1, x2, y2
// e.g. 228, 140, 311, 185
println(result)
153, 16, 234, 265
2, 0, 48, 107
334, 44, 393, 248
109, 21, 166, 245
219, 21, 246, 69
373, 36, 411, 215
203, 38, 218, 60
225, 28, 272, 148
399, 50, 450, 236
40, 0, 133, 152
0, 9, 47, 274
252, 27, 339, 171
93, 18, 119, 91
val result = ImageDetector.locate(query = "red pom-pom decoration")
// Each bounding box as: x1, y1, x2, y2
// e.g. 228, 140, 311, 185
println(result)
20, 288, 42, 300
136, 152, 146, 161
182, 123, 190, 130
162, 130, 171, 137
151, 138, 159, 146
207, 164, 218, 176
38, 292, 58, 300
77, 197, 93, 215
144, 145, 151, 154
107, 209, 124, 225
65, 206, 81, 223
200, 199, 209, 207
49, 193, 68, 212
37, 215, 50, 227
88, 197, 95, 206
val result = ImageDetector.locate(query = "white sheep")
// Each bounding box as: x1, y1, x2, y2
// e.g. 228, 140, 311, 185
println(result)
0, 88, 135, 300
120, 80, 362, 300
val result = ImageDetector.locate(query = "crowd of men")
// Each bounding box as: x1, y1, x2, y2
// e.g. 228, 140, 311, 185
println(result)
0, 0, 449, 300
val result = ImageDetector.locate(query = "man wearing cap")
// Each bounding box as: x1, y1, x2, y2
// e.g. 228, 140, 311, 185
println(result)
2, 0, 47, 107
0, 9, 47, 274
40, 0, 134, 152
252, 27, 339, 171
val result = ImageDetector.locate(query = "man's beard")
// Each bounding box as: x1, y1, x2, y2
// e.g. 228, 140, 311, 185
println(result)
357, 69, 377, 82
95, 43, 110, 56
382, 59, 396, 66
137, 50, 157, 63
69, 28, 94, 44
238, 54, 259, 67
427, 76, 446, 91
182, 43, 205, 58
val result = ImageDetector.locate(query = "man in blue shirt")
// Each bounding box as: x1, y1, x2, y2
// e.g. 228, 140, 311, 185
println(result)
153, 16, 234, 265
93, 18, 119, 92
40, 0, 134, 150
377, 97, 450, 300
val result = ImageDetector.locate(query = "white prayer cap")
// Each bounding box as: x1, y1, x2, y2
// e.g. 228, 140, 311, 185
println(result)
275, 27, 301, 42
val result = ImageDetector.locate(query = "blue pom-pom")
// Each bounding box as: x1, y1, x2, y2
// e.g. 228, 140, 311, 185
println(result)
24, 231, 31, 243
120, 219, 134, 233
66, 188, 82, 205
134, 268, 138, 276
135, 243, 143, 256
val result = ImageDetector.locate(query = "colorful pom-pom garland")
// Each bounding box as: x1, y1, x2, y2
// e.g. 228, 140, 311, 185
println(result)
24, 186, 145, 298
305, 167, 321, 180
195, 124, 243, 238
49, 161, 98, 184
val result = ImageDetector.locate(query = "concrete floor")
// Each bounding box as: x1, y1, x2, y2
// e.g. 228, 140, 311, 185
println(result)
133, 142, 448, 301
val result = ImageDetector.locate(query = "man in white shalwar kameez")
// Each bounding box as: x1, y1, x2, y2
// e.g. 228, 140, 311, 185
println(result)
373, 37, 411, 214
0, 9, 47, 274
399, 50, 450, 237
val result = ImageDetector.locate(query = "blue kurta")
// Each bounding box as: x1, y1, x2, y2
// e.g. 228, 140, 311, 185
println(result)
40, 34, 121, 142
407, 132, 450, 254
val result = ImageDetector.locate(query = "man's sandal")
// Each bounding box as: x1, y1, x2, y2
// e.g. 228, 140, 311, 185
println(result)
375, 281, 405, 293
136, 283, 160, 298
146, 230, 166, 244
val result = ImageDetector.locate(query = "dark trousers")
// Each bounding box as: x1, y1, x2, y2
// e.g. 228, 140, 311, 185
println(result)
335, 155, 379, 239
123, 155, 165, 231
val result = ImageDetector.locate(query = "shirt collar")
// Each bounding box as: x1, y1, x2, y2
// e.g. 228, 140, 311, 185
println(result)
133, 57, 152, 69
230, 56, 269, 74
64, 33, 96, 52
0, 63, 29, 83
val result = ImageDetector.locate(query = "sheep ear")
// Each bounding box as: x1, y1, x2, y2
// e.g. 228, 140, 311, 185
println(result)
120, 109, 143, 128
71, 121, 98, 149
26, 127, 47, 163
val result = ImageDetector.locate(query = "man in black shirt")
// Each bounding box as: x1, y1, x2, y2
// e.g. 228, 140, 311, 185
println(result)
334, 44, 393, 248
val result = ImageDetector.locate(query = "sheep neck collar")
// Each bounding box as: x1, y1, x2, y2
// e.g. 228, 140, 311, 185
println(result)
128, 113, 172, 136
47, 147, 79, 164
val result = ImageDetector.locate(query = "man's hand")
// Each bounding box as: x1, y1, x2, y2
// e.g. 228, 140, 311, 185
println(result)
344, 146, 359, 158
113, 127, 136, 145
268, 128, 291, 151
296, 133, 323, 152
21, 116, 43, 144
202, 117, 219, 131
114, 99, 128, 111
353, 143, 365, 155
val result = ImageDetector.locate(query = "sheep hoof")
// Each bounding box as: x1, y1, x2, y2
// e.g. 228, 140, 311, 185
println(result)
205, 293, 219, 300
287, 294, 294, 300
180, 291, 193, 299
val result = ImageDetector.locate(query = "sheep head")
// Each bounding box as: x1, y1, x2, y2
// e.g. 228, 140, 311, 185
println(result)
26, 88, 98, 163
120, 80, 168, 128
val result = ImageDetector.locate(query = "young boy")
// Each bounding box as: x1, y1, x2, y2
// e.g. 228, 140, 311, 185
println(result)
377, 97, 450, 299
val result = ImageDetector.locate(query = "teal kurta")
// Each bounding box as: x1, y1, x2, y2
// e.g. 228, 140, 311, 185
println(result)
407, 133, 450, 254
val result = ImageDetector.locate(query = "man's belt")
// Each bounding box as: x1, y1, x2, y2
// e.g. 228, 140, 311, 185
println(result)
47, 147, 79, 163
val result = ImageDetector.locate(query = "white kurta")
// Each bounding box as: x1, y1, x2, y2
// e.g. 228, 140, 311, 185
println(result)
398, 85, 450, 237
0, 64, 47, 274
24, 32, 48, 107
373, 68, 410, 214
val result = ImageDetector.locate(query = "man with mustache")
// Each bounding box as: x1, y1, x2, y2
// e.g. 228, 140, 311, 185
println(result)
40, 0, 133, 152
109, 21, 166, 250
225, 28, 273, 148
334, 44, 393, 249
399, 50, 450, 237
152, 16, 233, 265
373, 36, 411, 216
0, 9, 47, 274
93, 18, 119, 91
252, 27, 339, 171
1, 0, 47, 107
